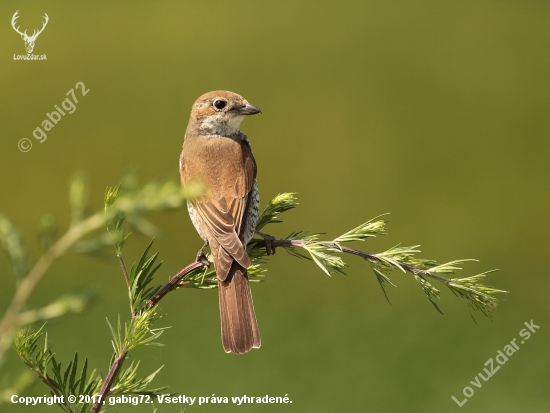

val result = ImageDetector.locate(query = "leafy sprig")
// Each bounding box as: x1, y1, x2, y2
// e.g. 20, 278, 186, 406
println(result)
247, 193, 507, 317
254, 193, 298, 231
13, 325, 101, 413
110, 361, 166, 396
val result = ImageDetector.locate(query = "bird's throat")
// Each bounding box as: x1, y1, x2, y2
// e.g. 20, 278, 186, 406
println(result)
199, 114, 245, 136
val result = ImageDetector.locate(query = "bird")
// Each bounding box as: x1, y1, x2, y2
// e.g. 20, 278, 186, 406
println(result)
180, 91, 262, 354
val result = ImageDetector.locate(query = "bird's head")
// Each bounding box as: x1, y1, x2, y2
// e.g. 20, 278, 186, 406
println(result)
189, 91, 261, 136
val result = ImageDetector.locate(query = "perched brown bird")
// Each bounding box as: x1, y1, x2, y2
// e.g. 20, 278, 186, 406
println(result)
180, 91, 262, 354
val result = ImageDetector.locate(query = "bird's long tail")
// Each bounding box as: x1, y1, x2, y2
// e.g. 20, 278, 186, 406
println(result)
218, 261, 261, 354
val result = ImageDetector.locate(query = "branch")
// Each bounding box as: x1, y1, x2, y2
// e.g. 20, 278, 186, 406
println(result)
141, 230, 505, 320
90, 351, 126, 413
118, 253, 131, 291
35, 369, 73, 413
139, 238, 480, 310
255, 239, 454, 284
145, 262, 205, 308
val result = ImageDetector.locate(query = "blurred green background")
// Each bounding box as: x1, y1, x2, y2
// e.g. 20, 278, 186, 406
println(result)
1, 1, 549, 412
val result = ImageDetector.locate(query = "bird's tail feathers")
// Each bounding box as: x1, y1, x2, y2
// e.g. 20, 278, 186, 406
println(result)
218, 261, 261, 354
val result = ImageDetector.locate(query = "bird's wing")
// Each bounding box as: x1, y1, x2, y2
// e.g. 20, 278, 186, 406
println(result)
185, 138, 256, 280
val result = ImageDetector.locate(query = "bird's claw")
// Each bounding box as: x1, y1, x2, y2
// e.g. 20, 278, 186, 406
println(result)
255, 230, 277, 256
195, 241, 210, 267
196, 253, 211, 267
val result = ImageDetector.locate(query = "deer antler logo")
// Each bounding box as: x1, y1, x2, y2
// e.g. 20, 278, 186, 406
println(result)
11, 11, 49, 54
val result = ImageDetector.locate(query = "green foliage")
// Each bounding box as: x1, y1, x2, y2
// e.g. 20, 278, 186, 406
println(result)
103, 184, 128, 254
110, 362, 167, 395
180, 264, 218, 289
333, 214, 388, 243
106, 308, 166, 356
371, 267, 396, 305
13, 325, 101, 413
374, 244, 423, 273
247, 264, 268, 282
255, 193, 298, 231
128, 240, 162, 312
303, 239, 347, 276
247, 193, 507, 318
448, 270, 507, 316
413, 274, 443, 314
103, 184, 121, 210
14, 325, 53, 377
175, 262, 267, 290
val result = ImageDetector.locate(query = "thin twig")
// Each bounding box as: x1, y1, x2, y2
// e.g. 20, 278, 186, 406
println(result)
145, 261, 205, 309
250, 238, 456, 285
142, 236, 457, 314
91, 349, 127, 413
117, 253, 134, 318
118, 253, 130, 290
35, 369, 73, 413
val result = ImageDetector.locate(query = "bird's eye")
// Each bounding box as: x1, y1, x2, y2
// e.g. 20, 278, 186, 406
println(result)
214, 100, 226, 110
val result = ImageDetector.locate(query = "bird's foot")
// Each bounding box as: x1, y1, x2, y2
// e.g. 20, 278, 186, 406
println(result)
255, 230, 277, 255
195, 241, 211, 267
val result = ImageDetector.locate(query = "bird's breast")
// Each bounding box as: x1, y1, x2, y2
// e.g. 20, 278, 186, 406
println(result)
182, 134, 252, 196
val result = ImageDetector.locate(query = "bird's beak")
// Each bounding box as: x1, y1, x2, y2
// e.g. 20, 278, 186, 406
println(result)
236, 103, 261, 115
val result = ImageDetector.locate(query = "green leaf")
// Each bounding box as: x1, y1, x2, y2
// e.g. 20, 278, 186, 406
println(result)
106, 316, 123, 355
333, 214, 388, 243
374, 244, 423, 272
371, 266, 396, 305
104, 184, 121, 210
127, 239, 163, 310
414, 274, 443, 314
79, 358, 88, 395
447, 270, 507, 317
305, 243, 347, 276
256, 193, 298, 231
111, 361, 167, 396
247, 264, 267, 282
68, 353, 78, 394
428, 259, 479, 274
